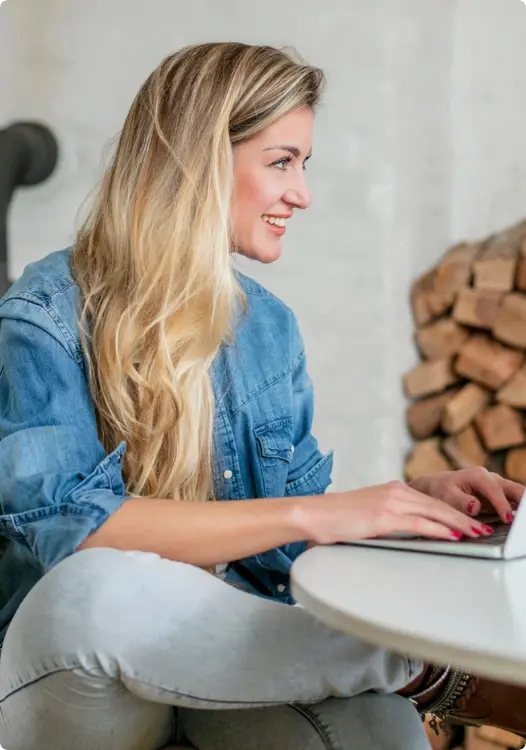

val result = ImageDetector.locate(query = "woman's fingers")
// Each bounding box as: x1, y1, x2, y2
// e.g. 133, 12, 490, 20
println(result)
442, 487, 481, 517
469, 470, 512, 522
398, 485, 491, 537
499, 476, 525, 505
452, 481, 519, 519
459, 474, 523, 516
389, 515, 472, 542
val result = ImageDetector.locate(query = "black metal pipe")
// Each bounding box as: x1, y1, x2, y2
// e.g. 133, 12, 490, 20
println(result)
0, 122, 59, 295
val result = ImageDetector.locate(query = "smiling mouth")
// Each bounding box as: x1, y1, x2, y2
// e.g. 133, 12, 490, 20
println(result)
263, 219, 286, 235
262, 214, 289, 227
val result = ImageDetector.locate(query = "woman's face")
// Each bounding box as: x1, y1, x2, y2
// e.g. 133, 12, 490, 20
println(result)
231, 106, 313, 264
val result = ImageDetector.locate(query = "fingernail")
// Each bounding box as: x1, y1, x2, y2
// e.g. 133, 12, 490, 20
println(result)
482, 525, 494, 535
467, 501, 475, 515
506, 513, 514, 523
471, 527, 483, 536
511, 502, 519, 510
450, 530, 463, 540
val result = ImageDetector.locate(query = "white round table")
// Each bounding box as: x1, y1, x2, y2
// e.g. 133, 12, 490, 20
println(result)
290, 544, 526, 685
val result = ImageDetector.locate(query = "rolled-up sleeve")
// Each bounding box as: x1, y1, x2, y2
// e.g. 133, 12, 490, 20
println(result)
0, 307, 129, 572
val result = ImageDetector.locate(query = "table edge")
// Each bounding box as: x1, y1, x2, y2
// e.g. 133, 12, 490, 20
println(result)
290, 572, 526, 686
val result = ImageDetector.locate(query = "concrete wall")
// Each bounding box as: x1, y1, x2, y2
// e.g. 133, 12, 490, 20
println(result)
1, 0, 525, 490
451, 0, 526, 240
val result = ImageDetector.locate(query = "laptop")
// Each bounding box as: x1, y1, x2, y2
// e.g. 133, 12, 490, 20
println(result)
348, 488, 526, 560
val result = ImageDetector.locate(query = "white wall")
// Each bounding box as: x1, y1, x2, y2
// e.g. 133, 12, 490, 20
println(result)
451, 0, 526, 240
1, 0, 526, 490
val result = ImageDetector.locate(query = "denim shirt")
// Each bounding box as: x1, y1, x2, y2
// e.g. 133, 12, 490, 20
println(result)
0, 249, 333, 643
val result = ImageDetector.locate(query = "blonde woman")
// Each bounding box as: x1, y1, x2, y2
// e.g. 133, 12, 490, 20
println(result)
0, 42, 525, 750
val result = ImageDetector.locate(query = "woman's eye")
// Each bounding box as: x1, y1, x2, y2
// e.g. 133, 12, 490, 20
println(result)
272, 157, 292, 170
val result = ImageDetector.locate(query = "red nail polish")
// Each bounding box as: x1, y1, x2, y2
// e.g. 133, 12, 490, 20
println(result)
482, 525, 494, 535
467, 501, 475, 515
450, 530, 463, 540
506, 513, 514, 523
471, 527, 483, 536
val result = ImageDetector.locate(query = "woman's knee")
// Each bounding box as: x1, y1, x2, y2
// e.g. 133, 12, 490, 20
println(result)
2, 547, 198, 663
2, 548, 132, 662
304, 693, 430, 750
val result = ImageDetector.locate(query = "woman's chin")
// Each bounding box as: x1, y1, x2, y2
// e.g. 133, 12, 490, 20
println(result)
259, 246, 282, 264
238, 243, 282, 264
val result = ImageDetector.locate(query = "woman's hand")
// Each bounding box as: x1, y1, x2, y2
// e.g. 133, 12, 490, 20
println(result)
299, 480, 495, 546
409, 467, 524, 524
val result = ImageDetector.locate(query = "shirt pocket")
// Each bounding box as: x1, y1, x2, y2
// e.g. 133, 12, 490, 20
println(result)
284, 450, 334, 497
253, 416, 294, 497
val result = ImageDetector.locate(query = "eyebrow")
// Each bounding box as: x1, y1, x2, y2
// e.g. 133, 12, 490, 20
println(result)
263, 145, 312, 160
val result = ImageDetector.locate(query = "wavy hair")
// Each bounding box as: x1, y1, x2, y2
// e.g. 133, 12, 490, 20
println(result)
72, 42, 325, 503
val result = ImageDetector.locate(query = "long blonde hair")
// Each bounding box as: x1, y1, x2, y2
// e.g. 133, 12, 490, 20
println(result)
72, 42, 325, 503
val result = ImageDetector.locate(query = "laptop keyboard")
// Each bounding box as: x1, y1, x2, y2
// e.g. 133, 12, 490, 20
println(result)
468, 523, 510, 545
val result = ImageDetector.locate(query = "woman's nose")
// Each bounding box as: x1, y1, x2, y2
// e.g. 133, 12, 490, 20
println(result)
283, 173, 311, 210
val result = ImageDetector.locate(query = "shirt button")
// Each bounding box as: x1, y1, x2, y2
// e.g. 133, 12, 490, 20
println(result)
223, 470, 233, 480
290, 445, 295, 455
277, 584, 286, 593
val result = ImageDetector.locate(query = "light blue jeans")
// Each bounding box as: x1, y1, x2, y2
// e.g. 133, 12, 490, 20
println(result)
0, 548, 430, 750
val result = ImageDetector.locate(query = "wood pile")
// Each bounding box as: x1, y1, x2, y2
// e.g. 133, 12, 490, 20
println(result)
404, 219, 526, 483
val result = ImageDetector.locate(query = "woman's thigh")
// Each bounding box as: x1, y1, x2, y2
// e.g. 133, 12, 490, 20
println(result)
0, 547, 416, 712
179, 693, 431, 750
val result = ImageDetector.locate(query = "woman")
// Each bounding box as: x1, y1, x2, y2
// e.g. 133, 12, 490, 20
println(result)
0, 41, 525, 750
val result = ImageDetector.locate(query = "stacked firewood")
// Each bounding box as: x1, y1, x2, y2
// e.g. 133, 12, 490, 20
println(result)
404, 219, 526, 482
